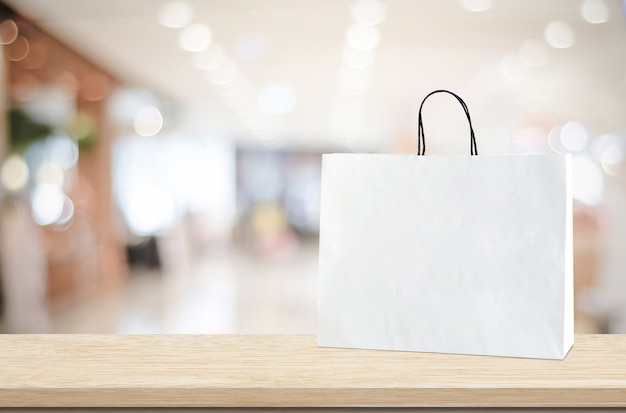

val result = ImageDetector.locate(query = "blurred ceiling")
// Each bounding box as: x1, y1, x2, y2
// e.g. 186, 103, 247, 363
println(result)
5, 0, 626, 150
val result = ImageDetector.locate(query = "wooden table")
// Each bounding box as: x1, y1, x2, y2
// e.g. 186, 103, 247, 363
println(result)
0, 334, 625, 408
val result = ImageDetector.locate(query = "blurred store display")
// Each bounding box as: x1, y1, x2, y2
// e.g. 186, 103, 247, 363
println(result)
0, 0, 625, 333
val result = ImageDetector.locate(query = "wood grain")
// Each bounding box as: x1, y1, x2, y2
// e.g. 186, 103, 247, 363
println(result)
0, 334, 624, 407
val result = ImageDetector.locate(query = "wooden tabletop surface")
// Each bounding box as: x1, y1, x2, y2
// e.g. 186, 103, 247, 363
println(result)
0, 334, 625, 407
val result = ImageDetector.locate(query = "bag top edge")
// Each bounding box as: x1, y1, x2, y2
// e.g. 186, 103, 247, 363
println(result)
322, 153, 571, 158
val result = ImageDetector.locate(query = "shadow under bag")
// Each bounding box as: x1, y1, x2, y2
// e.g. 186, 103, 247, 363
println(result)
317, 90, 573, 359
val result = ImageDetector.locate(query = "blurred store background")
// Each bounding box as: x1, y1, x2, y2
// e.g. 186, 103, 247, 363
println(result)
0, 0, 625, 333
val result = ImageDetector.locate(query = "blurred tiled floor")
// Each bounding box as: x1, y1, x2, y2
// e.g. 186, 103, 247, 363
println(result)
1, 239, 601, 334
46, 244, 319, 334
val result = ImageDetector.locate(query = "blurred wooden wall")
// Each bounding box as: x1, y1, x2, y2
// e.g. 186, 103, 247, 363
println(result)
2, 5, 127, 314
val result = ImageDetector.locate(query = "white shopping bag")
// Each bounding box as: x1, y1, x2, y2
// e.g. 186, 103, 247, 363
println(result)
317, 90, 573, 359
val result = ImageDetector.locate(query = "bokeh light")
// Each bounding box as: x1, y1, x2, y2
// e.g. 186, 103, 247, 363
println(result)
55, 72, 79, 97
53, 195, 75, 229
580, 0, 610, 24
179, 23, 212, 52
560, 121, 589, 152
460, 0, 492, 12
81, 72, 110, 101
22, 41, 46, 69
158, 1, 194, 28
590, 133, 620, 160
5, 35, 29, 61
0, 19, 18, 45
351, 0, 387, 25
346, 24, 380, 50
46, 134, 79, 170
35, 162, 64, 187
4, 0, 626, 337
30, 183, 66, 226
544, 21, 575, 49
123, 183, 179, 236
134, 106, 164, 137
601, 144, 624, 165
0, 154, 29, 192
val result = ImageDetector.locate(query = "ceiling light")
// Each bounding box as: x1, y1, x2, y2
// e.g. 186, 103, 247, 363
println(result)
158, 1, 194, 28
346, 24, 380, 50
351, 0, 387, 25
179, 23, 212, 52
134, 106, 163, 137
581, 0, 610, 24
460, 0, 492, 12
560, 121, 588, 151
544, 21, 575, 49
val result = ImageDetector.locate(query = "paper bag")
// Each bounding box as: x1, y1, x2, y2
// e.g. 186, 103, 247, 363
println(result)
317, 90, 573, 359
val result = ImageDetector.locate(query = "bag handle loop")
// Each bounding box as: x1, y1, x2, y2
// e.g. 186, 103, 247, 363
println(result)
417, 89, 478, 156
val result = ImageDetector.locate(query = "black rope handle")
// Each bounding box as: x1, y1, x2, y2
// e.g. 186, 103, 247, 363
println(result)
417, 90, 478, 156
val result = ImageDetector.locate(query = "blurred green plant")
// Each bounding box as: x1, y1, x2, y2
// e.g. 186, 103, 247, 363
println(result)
8, 107, 53, 154
67, 111, 96, 150
8, 106, 96, 154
